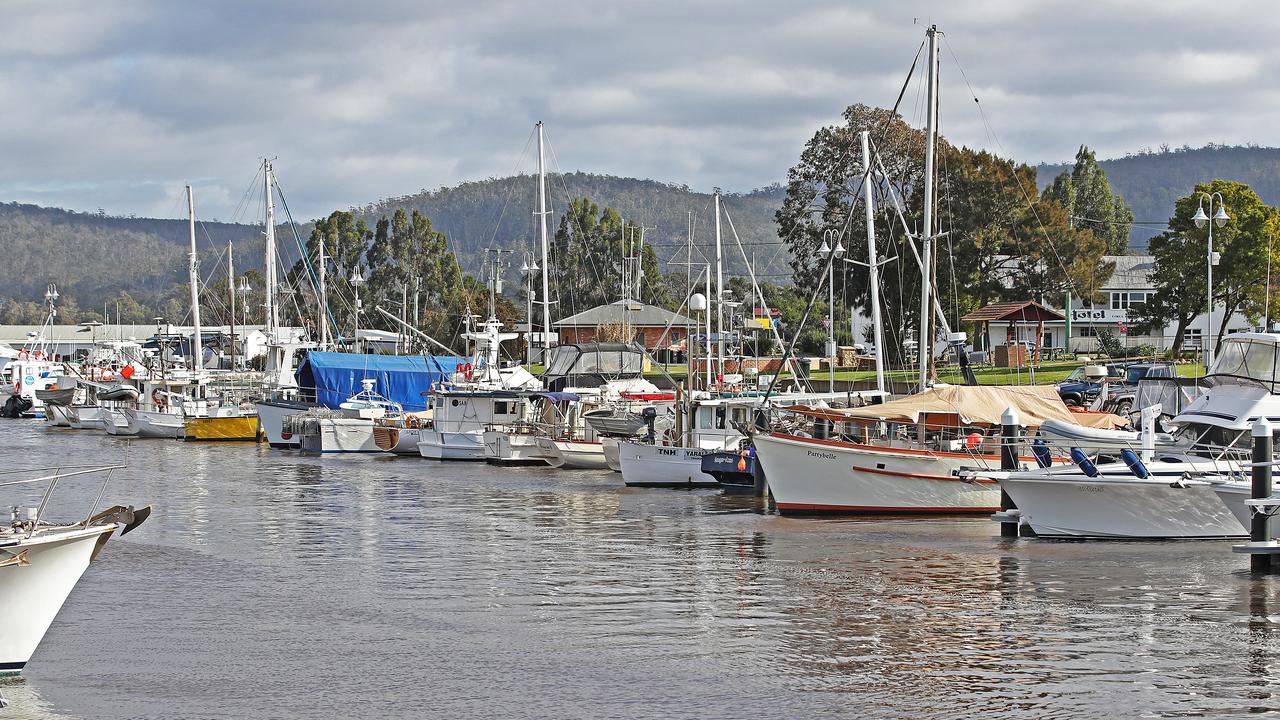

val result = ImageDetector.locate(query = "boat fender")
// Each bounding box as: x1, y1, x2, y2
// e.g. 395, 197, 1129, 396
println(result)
966, 432, 983, 451
1031, 439, 1053, 469
1069, 448, 1099, 478
1119, 448, 1150, 479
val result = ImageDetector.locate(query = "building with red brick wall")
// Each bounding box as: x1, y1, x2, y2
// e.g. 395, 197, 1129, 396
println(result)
553, 300, 695, 351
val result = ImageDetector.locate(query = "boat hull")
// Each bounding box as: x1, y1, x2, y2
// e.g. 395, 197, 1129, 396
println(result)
753, 433, 1002, 514
0, 525, 116, 674
374, 425, 422, 455
127, 408, 185, 439
536, 437, 609, 470
67, 406, 107, 431
44, 404, 73, 428
418, 430, 486, 461
483, 431, 546, 465
184, 416, 260, 442
618, 441, 719, 488
298, 418, 381, 454
256, 399, 321, 449
101, 409, 138, 436
602, 437, 622, 472
999, 470, 1247, 539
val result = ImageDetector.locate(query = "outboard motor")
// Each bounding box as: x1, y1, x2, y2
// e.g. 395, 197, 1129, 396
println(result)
641, 406, 658, 443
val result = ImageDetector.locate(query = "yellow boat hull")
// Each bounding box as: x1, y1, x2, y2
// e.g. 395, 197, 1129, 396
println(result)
184, 416, 261, 442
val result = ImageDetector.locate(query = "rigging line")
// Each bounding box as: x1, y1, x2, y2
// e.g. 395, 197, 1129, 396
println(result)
274, 180, 341, 340
762, 173, 867, 403
942, 37, 1093, 318
229, 165, 265, 227
482, 129, 537, 260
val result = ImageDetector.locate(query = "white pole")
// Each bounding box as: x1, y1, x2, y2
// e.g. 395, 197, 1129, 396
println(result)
705, 264, 713, 388
318, 228, 328, 349
228, 240, 235, 371
917, 25, 941, 391
828, 250, 835, 392
264, 161, 278, 341
714, 189, 724, 377
1207, 210, 1215, 368
186, 185, 203, 371
861, 130, 887, 394
536, 122, 552, 357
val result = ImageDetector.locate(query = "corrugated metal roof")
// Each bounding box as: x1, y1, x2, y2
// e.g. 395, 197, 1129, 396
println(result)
961, 300, 1065, 323
553, 300, 694, 328
0, 324, 275, 347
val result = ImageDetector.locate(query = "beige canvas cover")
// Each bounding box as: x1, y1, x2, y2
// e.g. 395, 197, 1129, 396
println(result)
790, 385, 1126, 430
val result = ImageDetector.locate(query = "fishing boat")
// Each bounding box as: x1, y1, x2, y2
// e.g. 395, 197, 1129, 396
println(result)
184, 406, 260, 442
417, 314, 541, 461
0, 465, 149, 675
1, 286, 67, 418
995, 333, 1280, 539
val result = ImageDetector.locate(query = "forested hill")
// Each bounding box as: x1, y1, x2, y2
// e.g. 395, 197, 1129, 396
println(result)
0, 201, 263, 322
1037, 145, 1280, 248
357, 172, 786, 279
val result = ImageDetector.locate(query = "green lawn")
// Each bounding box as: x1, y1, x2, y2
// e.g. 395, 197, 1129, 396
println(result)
637, 360, 1208, 387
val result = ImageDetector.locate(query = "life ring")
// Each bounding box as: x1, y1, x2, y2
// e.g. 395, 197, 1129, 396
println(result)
32, 350, 44, 360
101, 369, 115, 381
17, 350, 28, 360
151, 388, 167, 408
461, 362, 473, 379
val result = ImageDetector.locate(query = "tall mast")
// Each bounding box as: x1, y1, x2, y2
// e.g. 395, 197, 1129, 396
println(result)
916, 25, 941, 391
264, 160, 279, 341
860, 130, 887, 394
318, 228, 328, 349
713, 189, 724, 378
186, 185, 203, 371
536, 122, 552, 356
228, 240, 236, 371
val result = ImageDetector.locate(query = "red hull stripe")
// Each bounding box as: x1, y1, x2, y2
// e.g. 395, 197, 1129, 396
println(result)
852, 465, 998, 484
776, 502, 999, 514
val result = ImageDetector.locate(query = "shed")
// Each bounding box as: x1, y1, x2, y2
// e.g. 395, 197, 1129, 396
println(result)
961, 301, 1065, 367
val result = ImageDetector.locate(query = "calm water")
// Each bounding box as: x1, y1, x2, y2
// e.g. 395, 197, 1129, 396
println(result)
3, 420, 1279, 719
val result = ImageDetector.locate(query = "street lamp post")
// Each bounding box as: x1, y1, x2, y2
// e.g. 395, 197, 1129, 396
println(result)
1192, 192, 1230, 367
350, 271, 365, 353
520, 253, 539, 365
818, 229, 845, 391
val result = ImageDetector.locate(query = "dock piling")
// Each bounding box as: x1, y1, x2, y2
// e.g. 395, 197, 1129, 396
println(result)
1000, 406, 1020, 538
1251, 418, 1273, 574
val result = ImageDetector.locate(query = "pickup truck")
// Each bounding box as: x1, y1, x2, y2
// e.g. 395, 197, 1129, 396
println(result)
1057, 363, 1129, 406
1098, 362, 1176, 415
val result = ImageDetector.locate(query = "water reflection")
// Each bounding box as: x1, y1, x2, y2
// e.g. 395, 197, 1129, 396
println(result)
9, 422, 1280, 718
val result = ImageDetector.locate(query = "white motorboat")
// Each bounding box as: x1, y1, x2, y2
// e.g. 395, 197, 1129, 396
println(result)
290, 379, 403, 454
0, 465, 150, 675
620, 389, 866, 489
755, 385, 1118, 514
67, 405, 108, 431
126, 407, 186, 439
998, 456, 1246, 539
101, 408, 138, 436
602, 436, 622, 472
482, 422, 545, 465
995, 333, 1280, 539
535, 437, 610, 470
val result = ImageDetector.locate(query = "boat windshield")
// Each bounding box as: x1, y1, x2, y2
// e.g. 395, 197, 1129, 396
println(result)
1208, 339, 1280, 392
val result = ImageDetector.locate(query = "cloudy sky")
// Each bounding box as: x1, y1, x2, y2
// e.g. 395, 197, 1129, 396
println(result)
1, 0, 1274, 222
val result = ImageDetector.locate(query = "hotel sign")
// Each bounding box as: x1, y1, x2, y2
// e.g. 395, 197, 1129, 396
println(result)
1071, 309, 1128, 323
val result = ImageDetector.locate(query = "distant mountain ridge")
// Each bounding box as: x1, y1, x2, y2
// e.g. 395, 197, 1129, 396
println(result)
5, 144, 1280, 320
1037, 144, 1280, 249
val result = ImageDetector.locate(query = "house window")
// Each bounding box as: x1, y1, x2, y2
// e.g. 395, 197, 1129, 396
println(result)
1112, 292, 1148, 309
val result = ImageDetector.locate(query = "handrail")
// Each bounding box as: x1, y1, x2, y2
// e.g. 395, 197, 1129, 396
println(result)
0, 464, 126, 488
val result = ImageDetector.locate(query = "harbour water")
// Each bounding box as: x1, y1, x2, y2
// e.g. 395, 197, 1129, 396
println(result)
5, 421, 1280, 719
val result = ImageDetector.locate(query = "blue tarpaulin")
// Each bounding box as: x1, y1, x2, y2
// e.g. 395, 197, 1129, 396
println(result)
295, 352, 462, 411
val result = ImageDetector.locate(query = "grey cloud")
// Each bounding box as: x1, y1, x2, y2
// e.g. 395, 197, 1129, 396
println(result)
0, 0, 1276, 221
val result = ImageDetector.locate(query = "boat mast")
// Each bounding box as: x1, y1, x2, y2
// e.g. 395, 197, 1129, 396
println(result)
318, 228, 328, 350
186, 185, 203, 371
264, 160, 279, 342
536, 122, 552, 358
860, 130, 887, 394
916, 25, 941, 391
229, 240, 236, 371
713, 189, 724, 379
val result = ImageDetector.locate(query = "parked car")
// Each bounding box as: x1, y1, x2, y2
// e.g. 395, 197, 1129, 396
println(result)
1057, 363, 1129, 406
1100, 362, 1175, 416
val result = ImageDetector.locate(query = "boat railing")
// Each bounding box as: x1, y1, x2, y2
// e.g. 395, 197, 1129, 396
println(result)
0, 464, 126, 536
